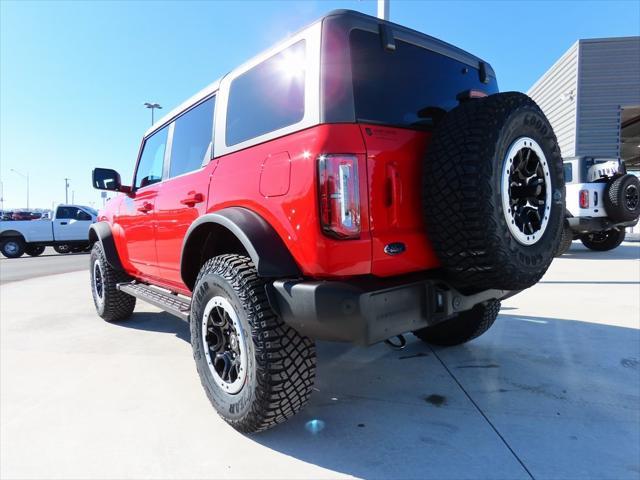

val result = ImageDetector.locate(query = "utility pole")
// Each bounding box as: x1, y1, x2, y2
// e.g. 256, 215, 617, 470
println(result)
144, 102, 162, 125
64, 178, 70, 204
10, 169, 29, 209
72, 190, 75, 204
377, 0, 390, 20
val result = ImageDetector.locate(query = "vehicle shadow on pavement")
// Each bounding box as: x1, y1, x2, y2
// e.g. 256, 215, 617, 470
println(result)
562, 243, 640, 260
118, 311, 190, 342
252, 314, 640, 480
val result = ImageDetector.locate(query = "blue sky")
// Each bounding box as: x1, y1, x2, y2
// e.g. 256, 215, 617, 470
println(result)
1, 0, 638, 210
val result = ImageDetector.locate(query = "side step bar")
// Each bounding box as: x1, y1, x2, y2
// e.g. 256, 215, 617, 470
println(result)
117, 282, 191, 321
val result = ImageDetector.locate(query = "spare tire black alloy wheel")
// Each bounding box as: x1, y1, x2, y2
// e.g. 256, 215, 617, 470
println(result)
501, 137, 552, 245
625, 183, 639, 211
605, 174, 640, 222
423, 92, 565, 292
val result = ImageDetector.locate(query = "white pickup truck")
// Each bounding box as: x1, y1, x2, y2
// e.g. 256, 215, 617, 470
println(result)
0, 204, 97, 258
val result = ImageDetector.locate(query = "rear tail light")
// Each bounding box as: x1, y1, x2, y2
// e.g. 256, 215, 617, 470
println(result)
318, 154, 361, 239
579, 190, 590, 209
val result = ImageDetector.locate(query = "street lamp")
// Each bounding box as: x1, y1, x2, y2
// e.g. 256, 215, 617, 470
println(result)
144, 102, 162, 125
10, 168, 29, 209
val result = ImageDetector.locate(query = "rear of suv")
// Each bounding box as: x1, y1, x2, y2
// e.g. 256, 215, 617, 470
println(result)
556, 157, 639, 255
90, 10, 565, 433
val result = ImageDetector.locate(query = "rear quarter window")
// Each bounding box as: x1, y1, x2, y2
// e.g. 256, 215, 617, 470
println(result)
225, 40, 306, 146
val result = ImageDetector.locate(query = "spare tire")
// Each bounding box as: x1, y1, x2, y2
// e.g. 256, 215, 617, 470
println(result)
604, 174, 640, 222
423, 92, 564, 291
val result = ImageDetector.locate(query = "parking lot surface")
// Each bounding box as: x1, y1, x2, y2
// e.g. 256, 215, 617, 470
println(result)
0, 248, 88, 284
1, 242, 639, 479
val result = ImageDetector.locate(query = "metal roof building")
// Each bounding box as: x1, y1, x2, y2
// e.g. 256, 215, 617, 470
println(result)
527, 36, 640, 169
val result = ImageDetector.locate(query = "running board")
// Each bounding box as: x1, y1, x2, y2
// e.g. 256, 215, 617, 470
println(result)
117, 282, 191, 321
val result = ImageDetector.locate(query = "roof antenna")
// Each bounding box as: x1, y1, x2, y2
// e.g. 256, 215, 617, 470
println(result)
377, 0, 389, 20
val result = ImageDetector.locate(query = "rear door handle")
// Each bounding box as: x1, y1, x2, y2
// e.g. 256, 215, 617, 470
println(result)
137, 202, 153, 213
180, 192, 204, 207
60, 221, 68, 225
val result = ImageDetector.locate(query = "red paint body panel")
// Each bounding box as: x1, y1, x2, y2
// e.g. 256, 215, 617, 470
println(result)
154, 167, 213, 290
101, 123, 440, 293
359, 125, 441, 276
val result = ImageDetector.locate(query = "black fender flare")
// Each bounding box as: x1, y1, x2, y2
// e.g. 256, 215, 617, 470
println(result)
180, 207, 301, 288
88, 222, 124, 270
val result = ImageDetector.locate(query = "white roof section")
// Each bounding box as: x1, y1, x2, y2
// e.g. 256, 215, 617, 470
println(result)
144, 78, 221, 137
142, 15, 323, 139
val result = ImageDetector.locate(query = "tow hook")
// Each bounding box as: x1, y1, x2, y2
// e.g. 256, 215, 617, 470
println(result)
384, 334, 407, 350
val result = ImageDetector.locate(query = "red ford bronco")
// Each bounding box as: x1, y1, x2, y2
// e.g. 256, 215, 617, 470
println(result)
90, 10, 565, 433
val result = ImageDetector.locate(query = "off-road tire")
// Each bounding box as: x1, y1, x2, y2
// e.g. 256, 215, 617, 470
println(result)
581, 229, 626, 251
54, 244, 71, 254
414, 300, 501, 347
555, 223, 573, 257
25, 245, 46, 257
605, 174, 640, 222
90, 242, 136, 322
190, 254, 316, 433
423, 92, 565, 291
0, 238, 25, 258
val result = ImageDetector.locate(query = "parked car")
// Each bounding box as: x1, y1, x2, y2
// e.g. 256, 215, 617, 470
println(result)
556, 157, 639, 255
0, 204, 97, 258
89, 10, 565, 433
11, 211, 41, 221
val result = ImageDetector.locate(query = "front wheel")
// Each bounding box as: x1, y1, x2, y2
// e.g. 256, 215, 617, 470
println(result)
90, 243, 136, 322
581, 229, 625, 251
1, 238, 25, 258
190, 254, 316, 433
25, 245, 46, 257
413, 300, 501, 347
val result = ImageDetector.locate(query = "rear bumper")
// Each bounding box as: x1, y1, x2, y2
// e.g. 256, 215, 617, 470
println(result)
269, 275, 516, 345
567, 216, 638, 234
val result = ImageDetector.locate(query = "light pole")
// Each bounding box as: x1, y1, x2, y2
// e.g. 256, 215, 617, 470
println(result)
144, 102, 162, 125
10, 169, 29, 209
377, 0, 390, 20
64, 178, 70, 204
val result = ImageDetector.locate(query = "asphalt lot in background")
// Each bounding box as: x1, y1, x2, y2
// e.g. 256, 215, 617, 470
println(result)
0, 248, 89, 284
1, 242, 639, 480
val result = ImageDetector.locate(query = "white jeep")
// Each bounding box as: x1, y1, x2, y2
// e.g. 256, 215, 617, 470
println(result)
557, 157, 639, 255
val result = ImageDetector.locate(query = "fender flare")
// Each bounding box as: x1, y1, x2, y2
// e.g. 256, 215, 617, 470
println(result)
180, 207, 301, 287
88, 222, 124, 271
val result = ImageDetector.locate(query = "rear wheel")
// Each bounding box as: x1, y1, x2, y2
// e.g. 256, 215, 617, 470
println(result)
90, 243, 136, 322
423, 92, 565, 291
581, 229, 625, 251
1, 238, 25, 258
25, 245, 46, 257
190, 254, 316, 433
414, 300, 501, 347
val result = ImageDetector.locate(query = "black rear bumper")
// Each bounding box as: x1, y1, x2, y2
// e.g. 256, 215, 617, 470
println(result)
269, 275, 515, 346
567, 216, 638, 234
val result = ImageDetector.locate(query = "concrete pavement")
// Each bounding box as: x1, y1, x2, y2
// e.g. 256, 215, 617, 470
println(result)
1, 242, 639, 479
0, 248, 89, 284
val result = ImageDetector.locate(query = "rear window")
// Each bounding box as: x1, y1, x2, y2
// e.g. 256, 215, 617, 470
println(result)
350, 30, 498, 129
226, 40, 306, 146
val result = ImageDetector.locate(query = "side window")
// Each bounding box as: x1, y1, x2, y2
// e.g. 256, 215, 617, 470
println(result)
76, 210, 92, 221
169, 97, 215, 178
135, 127, 168, 189
56, 206, 77, 219
226, 40, 306, 146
